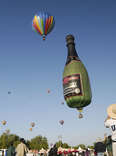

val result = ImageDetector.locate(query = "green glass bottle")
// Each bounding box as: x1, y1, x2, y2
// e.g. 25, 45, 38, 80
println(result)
63, 34, 92, 118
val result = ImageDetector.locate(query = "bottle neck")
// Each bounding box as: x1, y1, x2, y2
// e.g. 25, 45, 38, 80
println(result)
67, 43, 78, 57
66, 43, 79, 65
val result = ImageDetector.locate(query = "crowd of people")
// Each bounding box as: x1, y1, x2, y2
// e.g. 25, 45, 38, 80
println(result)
4, 137, 112, 156
1, 104, 116, 156
7, 138, 29, 156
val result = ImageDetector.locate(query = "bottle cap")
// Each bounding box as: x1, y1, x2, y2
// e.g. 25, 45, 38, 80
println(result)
66, 34, 75, 46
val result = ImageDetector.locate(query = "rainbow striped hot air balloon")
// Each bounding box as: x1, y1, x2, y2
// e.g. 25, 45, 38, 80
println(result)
32, 12, 55, 40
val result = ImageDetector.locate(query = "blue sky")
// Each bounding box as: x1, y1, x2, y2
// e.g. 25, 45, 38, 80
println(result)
0, 0, 116, 146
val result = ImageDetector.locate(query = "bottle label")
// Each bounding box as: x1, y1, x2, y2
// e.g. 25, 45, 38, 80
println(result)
63, 74, 82, 98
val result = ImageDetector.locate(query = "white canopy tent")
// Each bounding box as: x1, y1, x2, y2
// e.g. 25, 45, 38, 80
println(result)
39, 148, 46, 154
77, 147, 84, 153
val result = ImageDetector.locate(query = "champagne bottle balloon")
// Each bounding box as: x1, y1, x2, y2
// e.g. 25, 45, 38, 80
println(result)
62, 35, 92, 118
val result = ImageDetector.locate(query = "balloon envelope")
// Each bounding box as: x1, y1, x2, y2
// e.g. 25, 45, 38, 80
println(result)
61, 102, 64, 105
2, 120, 7, 125
47, 89, 50, 93
30, 122, 35, 127
29, 128, 32, 131
63, 35, 92, 116
5, 129, 10, 134
32, 11, 55, 40
59, 120, 64, 125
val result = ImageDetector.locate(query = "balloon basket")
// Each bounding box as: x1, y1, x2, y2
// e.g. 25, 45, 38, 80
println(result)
77, 108, 83, 119
43, 36, 46, 40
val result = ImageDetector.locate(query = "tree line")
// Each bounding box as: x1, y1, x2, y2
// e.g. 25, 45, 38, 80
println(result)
0, 132, 94, 150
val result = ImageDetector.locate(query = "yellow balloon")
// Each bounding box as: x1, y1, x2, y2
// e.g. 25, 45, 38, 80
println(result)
2, 120, 7, 125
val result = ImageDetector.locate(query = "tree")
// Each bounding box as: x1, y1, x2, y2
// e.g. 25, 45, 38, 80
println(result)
26, 140, 31, 149
8, 134, 20, 147
87, 145, 94, 149
56, 141, 70, 148
0, 133, 8, 148
73, 145, 78, 149
62, 143, 70, 148
29, 135, 48, 150
0, 133, 20, 148
77, 144, 86, 149
56, 141, 63, 148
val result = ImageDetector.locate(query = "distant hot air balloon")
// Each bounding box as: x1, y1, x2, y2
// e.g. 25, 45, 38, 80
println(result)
5, 129, 10, 134
47, 89, 51, 93
59, 120, 64, 126
2, 120, 7, 125
32, 11, 55, 40
30, 122, 35, 127
8, 91, 11, 94
61, 102, 64, 105
50, 143, 53, 147
58, 135, 62, 140
29, 128, 32, 131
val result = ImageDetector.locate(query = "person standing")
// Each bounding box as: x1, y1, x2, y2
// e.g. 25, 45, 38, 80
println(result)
104, 135, 112, 156
85, 149, 90, 156
7, 142, 15, 156
104, 104, 116, 156
2, 150, 4, 156
48, 144, 58, 156
94, 138, 106, 156
16, 138, 29, 156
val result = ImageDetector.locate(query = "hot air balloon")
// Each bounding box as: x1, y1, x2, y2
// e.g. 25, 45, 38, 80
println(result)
2, 120, 7, 125
5, 129, 10, 134
32, 11, 55, 40
50, 143, 53, 147
61, 102, 64, 105
47, 89, 51, 93
8, 91, 11, 94
30, 122, 35, 127
29, 128, 32, 131
59, 120, 64, 126
58, 135, 62, 140
63, 35, 92, 118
